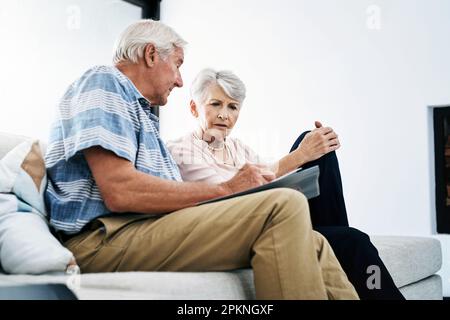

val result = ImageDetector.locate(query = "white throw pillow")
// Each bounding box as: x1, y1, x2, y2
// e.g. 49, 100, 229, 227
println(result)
0, 140, 74, 274
0, 140, 47, 217
0, 211, 73, 274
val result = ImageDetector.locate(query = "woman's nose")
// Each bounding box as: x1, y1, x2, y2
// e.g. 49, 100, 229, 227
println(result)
218, 111, 229, 120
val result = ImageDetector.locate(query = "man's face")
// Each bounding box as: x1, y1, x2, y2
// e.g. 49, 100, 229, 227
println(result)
147, 46, 184, 106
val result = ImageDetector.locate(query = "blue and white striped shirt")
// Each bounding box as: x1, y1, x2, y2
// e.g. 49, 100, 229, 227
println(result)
45, 65, 182, 235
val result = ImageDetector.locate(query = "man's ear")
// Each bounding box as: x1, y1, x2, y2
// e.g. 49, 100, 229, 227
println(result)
190, 100, 199, 118
144, 43, 157, 67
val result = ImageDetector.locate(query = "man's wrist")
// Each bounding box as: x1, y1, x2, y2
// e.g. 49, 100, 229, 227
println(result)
217, 181, 232, 196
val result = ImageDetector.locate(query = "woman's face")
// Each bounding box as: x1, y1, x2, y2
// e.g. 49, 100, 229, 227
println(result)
192, 83, 241, 137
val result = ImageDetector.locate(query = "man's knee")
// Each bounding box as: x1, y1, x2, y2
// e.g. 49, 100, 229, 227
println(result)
312, 230, 327, 246
264, 188, 310, 221
265, 188, 308, 205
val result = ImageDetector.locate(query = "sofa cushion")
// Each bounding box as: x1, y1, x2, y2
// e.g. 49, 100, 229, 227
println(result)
0, 268, 442, 300
0, 211, 74, 274
370, 235, 442, 288
398, 275, 442, 300
0, 132, 30, 159
0, 269, 255, 300
0, 140, 47, 216
0, 137, 74, 274
0, 236, 443, 299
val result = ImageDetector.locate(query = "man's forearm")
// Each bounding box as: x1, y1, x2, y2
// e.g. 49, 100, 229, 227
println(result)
84, 146, 229, 215
107, 169, 229, 214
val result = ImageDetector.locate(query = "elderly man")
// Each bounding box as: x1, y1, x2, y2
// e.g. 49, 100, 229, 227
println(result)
44, 20, 358, 300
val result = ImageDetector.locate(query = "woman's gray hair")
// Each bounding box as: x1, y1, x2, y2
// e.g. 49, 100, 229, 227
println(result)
190, 69, 246, 105
112, 19, 187, 64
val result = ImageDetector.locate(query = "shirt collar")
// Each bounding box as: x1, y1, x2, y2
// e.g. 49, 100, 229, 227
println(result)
113, 66, 159, 123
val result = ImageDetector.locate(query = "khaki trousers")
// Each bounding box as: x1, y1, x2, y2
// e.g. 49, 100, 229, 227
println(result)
64, 188, 358, 300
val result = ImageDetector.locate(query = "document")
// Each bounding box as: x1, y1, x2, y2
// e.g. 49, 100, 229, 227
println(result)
198, 165, 320, 205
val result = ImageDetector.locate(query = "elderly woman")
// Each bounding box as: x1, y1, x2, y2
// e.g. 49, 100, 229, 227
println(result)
167, 68, 404, 300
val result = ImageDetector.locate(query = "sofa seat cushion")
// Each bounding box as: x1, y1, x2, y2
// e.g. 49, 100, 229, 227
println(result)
369, 235, 442, 288
0, 233, 444, 300
0, 269, 256, 300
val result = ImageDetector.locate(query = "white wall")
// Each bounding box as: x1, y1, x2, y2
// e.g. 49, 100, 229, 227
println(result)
160, 0, 450, 295
0, 0, 141, 141
160, 0, 450, 234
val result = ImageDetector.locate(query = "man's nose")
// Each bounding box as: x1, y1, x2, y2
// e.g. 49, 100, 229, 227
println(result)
175, 71, 183, 88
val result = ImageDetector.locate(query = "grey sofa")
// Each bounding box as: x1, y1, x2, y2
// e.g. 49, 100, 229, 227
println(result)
0, 132, 443, 299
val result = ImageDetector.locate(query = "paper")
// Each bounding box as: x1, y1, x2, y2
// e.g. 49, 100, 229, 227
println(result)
198, 165, 320, 205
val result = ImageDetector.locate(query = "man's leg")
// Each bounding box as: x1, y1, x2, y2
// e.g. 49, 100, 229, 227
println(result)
65, 189, 358, 300
316, 226, 405, 300
311, 230, 360, 300
290, 131, 349, 227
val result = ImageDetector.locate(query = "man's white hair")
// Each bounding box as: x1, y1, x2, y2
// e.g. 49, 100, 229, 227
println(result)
112, 19, 187, 64
190, 68, 246, 105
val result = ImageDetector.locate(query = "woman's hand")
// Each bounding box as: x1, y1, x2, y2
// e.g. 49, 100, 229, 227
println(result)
295, 121, 341, 163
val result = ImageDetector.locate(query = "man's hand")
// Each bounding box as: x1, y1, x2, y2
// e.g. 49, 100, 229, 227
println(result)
295, 121, 341, 163
220, 163, 276, 194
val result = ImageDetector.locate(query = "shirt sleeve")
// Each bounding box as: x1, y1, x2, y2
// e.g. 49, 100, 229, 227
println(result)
57, 70, 138, 163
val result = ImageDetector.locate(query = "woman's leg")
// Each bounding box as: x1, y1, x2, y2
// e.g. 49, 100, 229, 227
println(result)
291, 131, 404, 299
315, 226, 405, 300
290, 131, 349, 227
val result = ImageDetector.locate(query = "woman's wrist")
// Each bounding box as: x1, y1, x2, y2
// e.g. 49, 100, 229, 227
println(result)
293, 147, 309, 167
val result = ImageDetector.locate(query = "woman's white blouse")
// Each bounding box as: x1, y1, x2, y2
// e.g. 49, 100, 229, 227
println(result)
166, 132, 264, 184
